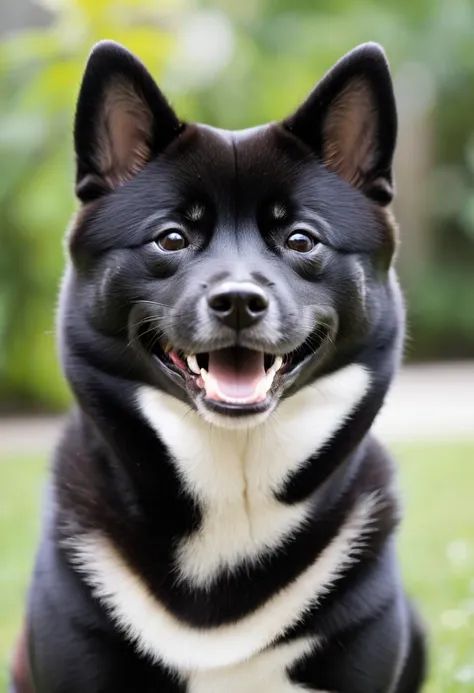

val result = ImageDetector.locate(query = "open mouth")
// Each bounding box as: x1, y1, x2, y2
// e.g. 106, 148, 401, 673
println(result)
164, 347, 284, 405
140, 326, 329, 409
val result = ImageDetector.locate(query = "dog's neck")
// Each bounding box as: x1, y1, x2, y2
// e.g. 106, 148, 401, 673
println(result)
67, 339, 398, 506
136, 363, 370, 584
60, 358, 399, 669
138, 362, 370, 500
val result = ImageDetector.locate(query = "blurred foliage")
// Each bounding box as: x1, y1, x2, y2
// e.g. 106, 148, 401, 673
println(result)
1, 0, 474, 410
0, 0, 176, 410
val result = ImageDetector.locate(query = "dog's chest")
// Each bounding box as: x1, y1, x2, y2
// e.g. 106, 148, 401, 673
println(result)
69, 365, 372, 675
139, 364, 370, 586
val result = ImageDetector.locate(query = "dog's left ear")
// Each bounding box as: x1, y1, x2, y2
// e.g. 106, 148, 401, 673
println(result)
284, 43, 397, 205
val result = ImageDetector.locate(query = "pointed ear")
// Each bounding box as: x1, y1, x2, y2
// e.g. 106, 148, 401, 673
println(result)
284, 43, 397, 205
74, 41, 183, 202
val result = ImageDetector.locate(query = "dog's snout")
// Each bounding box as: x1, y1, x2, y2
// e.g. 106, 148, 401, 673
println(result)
207, 282, 269, 330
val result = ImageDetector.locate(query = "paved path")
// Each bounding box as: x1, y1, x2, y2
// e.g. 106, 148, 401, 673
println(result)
0, 363, 472, 455
373, 362, 473, 442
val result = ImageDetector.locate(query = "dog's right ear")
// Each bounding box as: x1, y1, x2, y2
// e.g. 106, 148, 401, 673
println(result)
74, 41, 183, 202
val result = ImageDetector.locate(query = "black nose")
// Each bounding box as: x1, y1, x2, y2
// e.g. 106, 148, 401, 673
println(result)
207, 281, 269, 330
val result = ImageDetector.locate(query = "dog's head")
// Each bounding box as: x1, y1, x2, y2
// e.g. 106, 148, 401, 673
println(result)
65, 41, 399, 427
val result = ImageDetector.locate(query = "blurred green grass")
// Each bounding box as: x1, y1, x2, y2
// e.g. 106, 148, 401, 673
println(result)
1, 441, 473, 692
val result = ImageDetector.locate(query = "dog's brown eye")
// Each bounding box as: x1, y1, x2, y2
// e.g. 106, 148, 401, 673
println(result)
157, 230, 188, 252
286, 231, 315, 253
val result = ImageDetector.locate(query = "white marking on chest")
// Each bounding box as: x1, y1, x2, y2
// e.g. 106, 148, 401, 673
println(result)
187, 637, 323, 693
67, 364, 374, 671
68, 491, 378, 670
139, 364, 369, 585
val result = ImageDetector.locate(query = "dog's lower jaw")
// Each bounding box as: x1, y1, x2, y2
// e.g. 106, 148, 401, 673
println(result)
170, 360, 369, 430
194, 397, 278, 429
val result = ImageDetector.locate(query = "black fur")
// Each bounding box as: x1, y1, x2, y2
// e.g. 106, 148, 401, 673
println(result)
12, 41, 426, 692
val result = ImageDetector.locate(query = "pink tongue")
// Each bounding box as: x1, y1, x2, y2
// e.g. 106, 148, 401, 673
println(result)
206, 349, 265, 402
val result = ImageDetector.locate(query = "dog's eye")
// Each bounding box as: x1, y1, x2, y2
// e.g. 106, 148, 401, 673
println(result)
156, 230, 189, 252
286, 231, 316, 253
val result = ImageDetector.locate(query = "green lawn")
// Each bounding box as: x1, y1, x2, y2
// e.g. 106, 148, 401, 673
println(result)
1, 441, 473, 692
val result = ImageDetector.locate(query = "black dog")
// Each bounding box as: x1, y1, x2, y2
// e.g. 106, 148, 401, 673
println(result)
12, 41, 426, 692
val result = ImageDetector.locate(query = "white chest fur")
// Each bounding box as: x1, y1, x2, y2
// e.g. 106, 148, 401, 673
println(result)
139, 364, 370, 585
187, 637, 325, 693
68, 364, 374, 672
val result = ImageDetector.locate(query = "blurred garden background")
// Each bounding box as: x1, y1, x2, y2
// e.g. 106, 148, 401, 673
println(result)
0, 0, 473, 691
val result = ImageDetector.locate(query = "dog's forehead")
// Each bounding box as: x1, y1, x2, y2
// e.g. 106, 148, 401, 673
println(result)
173, 122, 305, 196
193, 122, 279, 155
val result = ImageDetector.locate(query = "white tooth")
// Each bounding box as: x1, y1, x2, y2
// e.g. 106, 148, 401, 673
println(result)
187, 355, 200, 375
266, 371, 276, 390
200, 368, 209, 382
256, 370, 275, 398
265, 356, 283, 376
